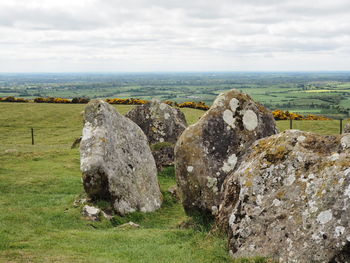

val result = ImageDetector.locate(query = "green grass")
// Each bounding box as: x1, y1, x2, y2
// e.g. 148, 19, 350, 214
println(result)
0, 102, 344, 262
0, 103, 234, 263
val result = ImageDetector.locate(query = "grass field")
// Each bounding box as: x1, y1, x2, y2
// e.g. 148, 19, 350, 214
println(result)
0, 102, 347, 263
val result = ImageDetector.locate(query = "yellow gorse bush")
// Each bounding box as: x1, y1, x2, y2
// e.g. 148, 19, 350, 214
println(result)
272, 109, 331, 120
0, 96, 29, 103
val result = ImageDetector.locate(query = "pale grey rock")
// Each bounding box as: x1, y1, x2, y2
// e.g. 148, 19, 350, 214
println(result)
80, 100, 162, 216
175, 89, 278, 217
101, 211, 113, 220
126, 100, 187, 144
218, 130, 350, 263
117, 221, 140, 229
82, 205, 100, 221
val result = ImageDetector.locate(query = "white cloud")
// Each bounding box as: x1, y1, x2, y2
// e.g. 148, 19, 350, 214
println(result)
0, 0, 349, 72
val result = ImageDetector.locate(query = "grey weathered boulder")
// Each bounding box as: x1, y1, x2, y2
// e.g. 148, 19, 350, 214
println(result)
80, 100, 162, 216
344, 123, 350, 133
151, 144, 175, 171
126, 100, 187, 144
218, 130, 350, 263
175, 89, 278, 217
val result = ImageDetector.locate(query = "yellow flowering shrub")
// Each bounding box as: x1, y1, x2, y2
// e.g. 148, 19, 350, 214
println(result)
272, 109, 331, 120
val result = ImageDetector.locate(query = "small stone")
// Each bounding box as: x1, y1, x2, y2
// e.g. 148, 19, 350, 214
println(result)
117, 221, 140, 229
82, 205, 100, 221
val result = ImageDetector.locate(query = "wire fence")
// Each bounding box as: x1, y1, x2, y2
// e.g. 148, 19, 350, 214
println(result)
1, 119, 348, 149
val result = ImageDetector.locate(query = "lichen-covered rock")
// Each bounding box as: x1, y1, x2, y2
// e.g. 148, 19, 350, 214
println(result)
218, 130, 350, 263
175, 89, 278, 216
344, 123, 350, 133
80, 100, 162, 216
126, 100, 187, 144
151, 143, 175, 171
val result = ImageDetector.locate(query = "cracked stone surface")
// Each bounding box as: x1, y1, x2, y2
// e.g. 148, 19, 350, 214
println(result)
217, 130, 350, 263
126, 100, 187, 144
174, 89, 277, 217
80, 100, 162, 216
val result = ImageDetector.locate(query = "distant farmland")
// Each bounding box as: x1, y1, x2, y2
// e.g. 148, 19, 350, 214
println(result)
0, 72, 350, 118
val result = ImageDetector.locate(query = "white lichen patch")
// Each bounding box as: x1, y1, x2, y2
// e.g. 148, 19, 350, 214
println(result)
207, 177, 217, 188
334, 226, 345, 237
229, 98, 240, 113
317, 210, 333, 224
256, 195, 263, 205
229, 213, 236, 227
329, 153, 340, 161
82, 122, 93, 141
297, 135, 306, 142
211, 206, 218, 215
223, 109, 236, 128
272, 199, 282, 206
341, 135, 350, 149
222, 154, 238, 173
159, 103, 167, 110
187, 166, 194, 173
284, 174, 295, 186
344, 184, 350, 198
243, 110, 258, 131
164, 113, 170, 119
212, 93, 226, 108
308, 200, 318, 213
344, 168, 350, 176
159, 138, 164, 143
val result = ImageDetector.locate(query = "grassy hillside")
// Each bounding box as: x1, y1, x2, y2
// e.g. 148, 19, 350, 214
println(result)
0, 102, 346, 262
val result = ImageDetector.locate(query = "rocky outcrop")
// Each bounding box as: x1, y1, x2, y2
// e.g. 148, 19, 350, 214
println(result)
126, 100, 187, 144
80, 100, 162, 216
175, 89, 278, 217
218, 130, 350, 263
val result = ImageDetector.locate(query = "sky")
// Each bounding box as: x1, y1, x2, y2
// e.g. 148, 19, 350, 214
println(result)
0, 0, 349, 72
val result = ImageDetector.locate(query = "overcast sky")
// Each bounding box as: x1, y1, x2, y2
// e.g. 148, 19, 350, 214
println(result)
0, 0, 349, 72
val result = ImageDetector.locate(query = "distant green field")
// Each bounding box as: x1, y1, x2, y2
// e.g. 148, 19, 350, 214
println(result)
1, 72, 350, 119
0, 102, 347, 263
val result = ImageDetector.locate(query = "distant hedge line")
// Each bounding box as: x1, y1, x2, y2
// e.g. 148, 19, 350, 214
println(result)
0, 96, 210, 111
0, 96, 334, 119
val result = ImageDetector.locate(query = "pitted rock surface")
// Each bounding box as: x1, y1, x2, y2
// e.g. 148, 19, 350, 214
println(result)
152, 145, 175, 171
80, 100, 162, 216
218, 130, 350, 263
126, 100, 187, 144
174, 89, 277, 216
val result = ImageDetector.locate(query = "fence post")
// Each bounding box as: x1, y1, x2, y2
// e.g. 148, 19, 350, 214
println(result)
290, 118, 293, 129
31, 128, 35, 145
340, 119, 343, 135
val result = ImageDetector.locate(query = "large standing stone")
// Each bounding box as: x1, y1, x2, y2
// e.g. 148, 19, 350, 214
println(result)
218, 130, 350, 263
126, 100, 187, 144
80, 100, 162, 216
174, 89, 278, 217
